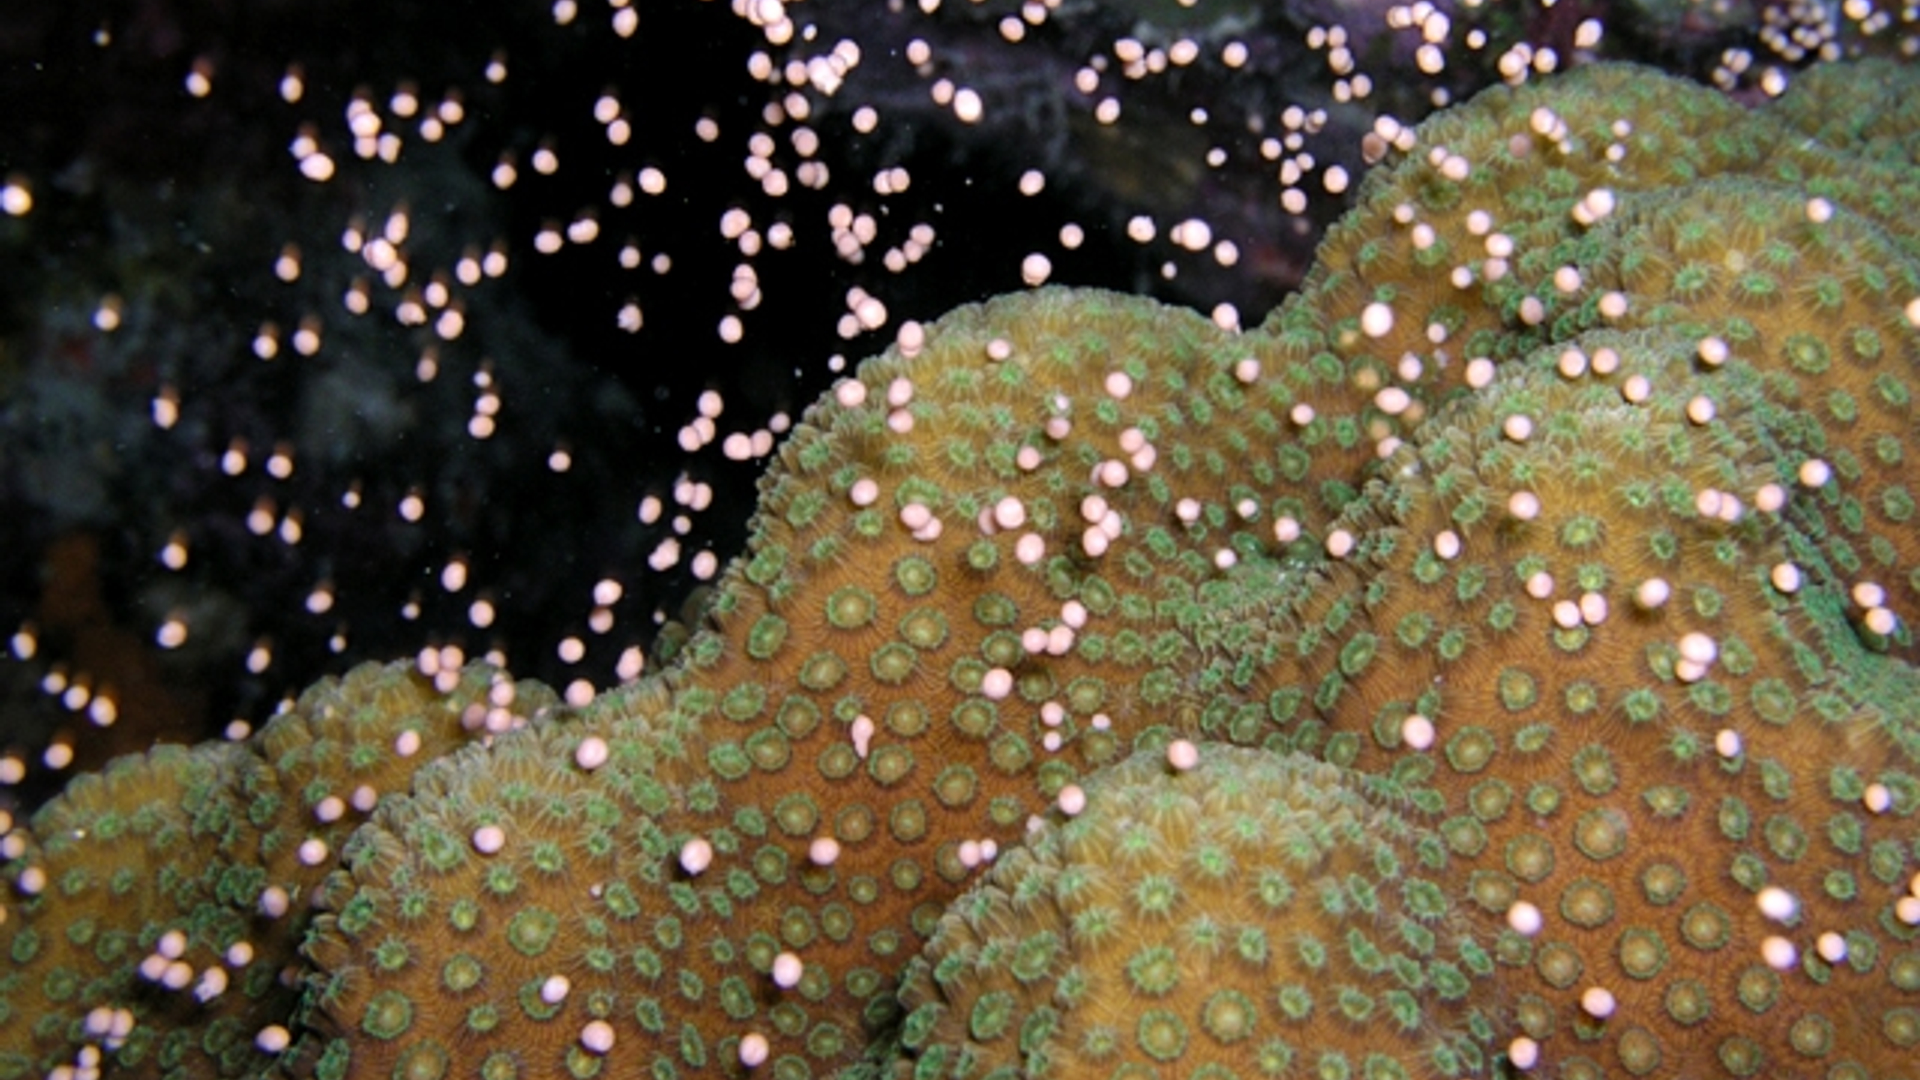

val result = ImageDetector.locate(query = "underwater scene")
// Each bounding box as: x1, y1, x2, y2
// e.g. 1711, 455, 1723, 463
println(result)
2, 2, 1918, 1078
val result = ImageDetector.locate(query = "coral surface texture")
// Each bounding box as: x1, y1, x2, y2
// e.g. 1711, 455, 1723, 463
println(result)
5, 59, 1920, 1080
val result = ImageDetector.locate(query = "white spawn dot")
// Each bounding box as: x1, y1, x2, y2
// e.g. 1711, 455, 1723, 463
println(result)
1020, 253, 1052, 286
1360, 302, 1394, 339
772, 951, 804, 989
1507, 491, 1541, 521
1770, 562, 1803, 593
1798, 458, 1832, 487
541, 975, 572, 1004
1057, 784, 1087, 816
1761, 936, 1798, 971
993, 496, 1027, 530
1171, 217, 1213, 251
256, 1025, 292, 1054
1400, 714, 1435, 750
1579, 593, 1609, 626
1756, 885, 1798, 923
1579, 987, 1617, 1019
896, 320, 926, 358
1273, 516, 1301, 544
739, 1034, 771, 1068
850, 714, 875, 760
1863, 783, 1893, 814
680, 837, 715, 875
1502, 414, 1533, 442
1508, 1037, 1540, 1071
1166, 739, 1200, 772
1082, 530, 1113, 564
1465, 358, 1495, 389
0, 180, 32, 217
1552, 600, 1581, 630
1806, 197, 1833, 223
576, 734, 610, 774
1433, 531, 1461, 560
1816, 932, 1849, 964
1714, 729, 1743, 760
297, 838, 330, 866
580, 1020, 615, 1055
808, 837, 841, 866
1015, 533, 1046, 565
1325, 529, 1356, 559
472, 825, 506, 855
195, 966, 229, 1002
1507, 901, 1543, 937
1685, 395, 1716, 425
1634, 579, 1670, 610
981, 667, 1014, 700
953, 87, 983, 123
1898, 896, 1920, 926
1679, 632, 1718, 666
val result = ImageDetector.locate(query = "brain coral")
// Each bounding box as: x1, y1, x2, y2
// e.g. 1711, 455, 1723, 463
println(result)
3, 59, 1919, 1080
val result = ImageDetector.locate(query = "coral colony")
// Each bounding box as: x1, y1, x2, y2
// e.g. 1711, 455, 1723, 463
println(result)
9, 0, 1914, 797
4, 3, 1920, 1080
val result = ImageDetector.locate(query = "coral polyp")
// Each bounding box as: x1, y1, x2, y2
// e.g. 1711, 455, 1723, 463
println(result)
6, 55, 1920, 1080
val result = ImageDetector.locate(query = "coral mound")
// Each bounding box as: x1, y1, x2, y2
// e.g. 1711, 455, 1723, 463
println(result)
0, 662, 557, 1080
891, 744, 1500, 1080
5, 59, 1920, 1080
